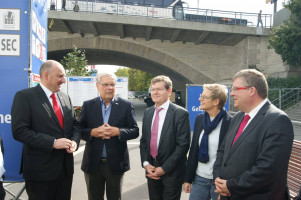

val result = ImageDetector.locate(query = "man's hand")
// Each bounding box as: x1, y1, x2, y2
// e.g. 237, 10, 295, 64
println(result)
102, 123, 120, 138
66, 140, 77, 153
144, 164, 160, 180
183, 182, 191, 193
90, 124, 110, 139
90, 123, 120, 139
214, 177, 231, 197
154, 167, 165, 177
53, 138, 72, 149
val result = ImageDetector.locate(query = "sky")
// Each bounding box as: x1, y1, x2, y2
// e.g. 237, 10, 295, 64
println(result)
93, 0, 287, 72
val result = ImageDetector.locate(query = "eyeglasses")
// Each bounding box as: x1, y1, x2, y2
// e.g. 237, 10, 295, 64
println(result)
199, 94, 211, 100
100, 83, 115, 87
231, 86, 251, 91
151, 88, 166, 92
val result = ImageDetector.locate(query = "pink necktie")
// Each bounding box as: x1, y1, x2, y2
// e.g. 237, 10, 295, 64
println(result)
50, 94, 64, 129
232, 114, 250, 145
150, 107, 163, 158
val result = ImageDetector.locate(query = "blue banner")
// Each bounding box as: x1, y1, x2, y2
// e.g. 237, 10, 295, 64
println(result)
0, 0, 47, 181
186, 85, 229, 131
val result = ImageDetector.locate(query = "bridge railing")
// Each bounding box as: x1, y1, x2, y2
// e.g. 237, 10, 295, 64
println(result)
48, 0, 272, 28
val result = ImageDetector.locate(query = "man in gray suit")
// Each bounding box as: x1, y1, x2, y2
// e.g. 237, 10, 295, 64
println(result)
213, 69, 294, 200
140, 75, 190, 200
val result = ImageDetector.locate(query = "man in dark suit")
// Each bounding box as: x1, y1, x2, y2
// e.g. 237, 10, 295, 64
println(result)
79, 72, 139, 200
213, 69, 294, 200
140, 75, 191, 200
11, 60, 80, 200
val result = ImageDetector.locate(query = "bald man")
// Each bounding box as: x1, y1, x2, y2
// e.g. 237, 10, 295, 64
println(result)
11, 60, 80, 200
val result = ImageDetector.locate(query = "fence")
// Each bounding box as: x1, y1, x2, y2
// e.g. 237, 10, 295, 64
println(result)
48, 0, 272, 28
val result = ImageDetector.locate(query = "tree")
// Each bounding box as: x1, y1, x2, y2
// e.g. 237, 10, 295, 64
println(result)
269, 0, 301, 66
115, 68, 154, 91
61, 46, 93, 76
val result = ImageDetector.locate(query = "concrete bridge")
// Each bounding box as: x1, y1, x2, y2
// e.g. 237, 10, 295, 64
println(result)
47, 9, 293, 91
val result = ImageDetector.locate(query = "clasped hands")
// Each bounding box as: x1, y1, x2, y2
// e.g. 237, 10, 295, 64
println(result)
214, 177, 231, 199
53, 138, 77, 153
91, 123, 120, 139
144, 165, 165, 180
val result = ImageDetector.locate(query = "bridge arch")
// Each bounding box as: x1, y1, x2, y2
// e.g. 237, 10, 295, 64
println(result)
47, 36, 214, 90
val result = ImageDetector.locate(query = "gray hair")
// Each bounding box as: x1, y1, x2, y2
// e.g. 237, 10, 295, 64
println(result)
96, 72, 117, 83
203, 83, 228, 109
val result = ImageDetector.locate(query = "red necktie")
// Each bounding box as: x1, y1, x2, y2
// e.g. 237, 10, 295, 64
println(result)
232, 114, 250, 145
150, 107, 163, 158
50, 93, 64, 129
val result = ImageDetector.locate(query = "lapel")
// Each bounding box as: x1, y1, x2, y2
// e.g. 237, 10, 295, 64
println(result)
108, 97, 119, 125
226, 102, 270, 159
158, 103, 174, 148
95, 98, 104, 125
36, 84, 62, 129
145, 106, 155, 145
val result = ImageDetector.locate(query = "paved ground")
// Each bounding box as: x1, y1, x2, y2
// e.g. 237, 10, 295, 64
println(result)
4, 99, 300, 200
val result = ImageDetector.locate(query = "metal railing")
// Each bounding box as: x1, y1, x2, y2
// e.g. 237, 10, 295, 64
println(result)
270, 87, 301, 110
48, 0, 272, 28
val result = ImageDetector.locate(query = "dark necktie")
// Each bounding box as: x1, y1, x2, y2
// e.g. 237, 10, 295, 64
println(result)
232, 114, 250, 145
150, 107, 163, 158
50, 93, 64, 129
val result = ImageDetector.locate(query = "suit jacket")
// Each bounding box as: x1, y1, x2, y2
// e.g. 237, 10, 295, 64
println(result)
79, 97, 139, 174
11, 84, 81, 181
213, 101, 294, 200
140, 102, 190, 180
184, 111, 232, 183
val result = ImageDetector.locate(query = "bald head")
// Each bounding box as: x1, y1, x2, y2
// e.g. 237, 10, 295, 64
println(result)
40, 60, 66, 93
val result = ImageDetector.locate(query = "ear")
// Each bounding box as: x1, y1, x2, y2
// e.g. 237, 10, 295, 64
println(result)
249, 86, 256, 97
213, 98, 220, 106
43, 71, 49, 81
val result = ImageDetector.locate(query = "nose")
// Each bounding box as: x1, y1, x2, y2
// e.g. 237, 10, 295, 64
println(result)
230, 90, 235, 96
62, 76, 66, 83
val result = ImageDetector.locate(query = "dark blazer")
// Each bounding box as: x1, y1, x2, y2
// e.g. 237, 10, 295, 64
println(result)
79, 97, 139, 174
140, 102, 190, 180
0, 136, 4, 180
11, 84, 80, 181
184, 111, 232, 183
213, 101, 294, 200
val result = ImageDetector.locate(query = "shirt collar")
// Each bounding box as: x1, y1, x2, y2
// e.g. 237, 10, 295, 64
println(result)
40, 83, 54, 98
155, 100, 170, 110
247, 98, 268, 119
99, 96, 115, 105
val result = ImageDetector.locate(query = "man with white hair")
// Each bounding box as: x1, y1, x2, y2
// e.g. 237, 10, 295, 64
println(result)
79, 72, 139, 200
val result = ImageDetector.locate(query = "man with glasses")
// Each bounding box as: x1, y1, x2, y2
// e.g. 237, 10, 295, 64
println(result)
140, 75, 191, 200
79, 72, 139, 200
213, 69, 294, 200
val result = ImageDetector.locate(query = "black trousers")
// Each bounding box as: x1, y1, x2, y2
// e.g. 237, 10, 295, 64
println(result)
147, 159, 184, 200
84, 160, 124, 200
0, 182, 5, 200
25, 166, 73, 200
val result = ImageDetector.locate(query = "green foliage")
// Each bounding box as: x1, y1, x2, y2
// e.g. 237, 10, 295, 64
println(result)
267, 77, 301, 88
267, 77, 301, 103
115, 68, 154, 91
61, 46, 92, 76
268, 0, 301, 66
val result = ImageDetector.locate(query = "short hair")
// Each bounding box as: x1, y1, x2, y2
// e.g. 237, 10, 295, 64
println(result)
151, 75, 172, 90
40, 60, 61, 79
233, 69, 268, 99
96, 72, 117, 84
203, 84, 228, 109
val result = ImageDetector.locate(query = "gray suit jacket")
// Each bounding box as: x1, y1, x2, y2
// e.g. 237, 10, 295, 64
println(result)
213, 101, 294, 200
140, 102, 190, 181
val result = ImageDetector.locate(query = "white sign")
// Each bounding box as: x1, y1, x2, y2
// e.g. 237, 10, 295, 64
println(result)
0, 34, 20, 56
0, 9, 20, 31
